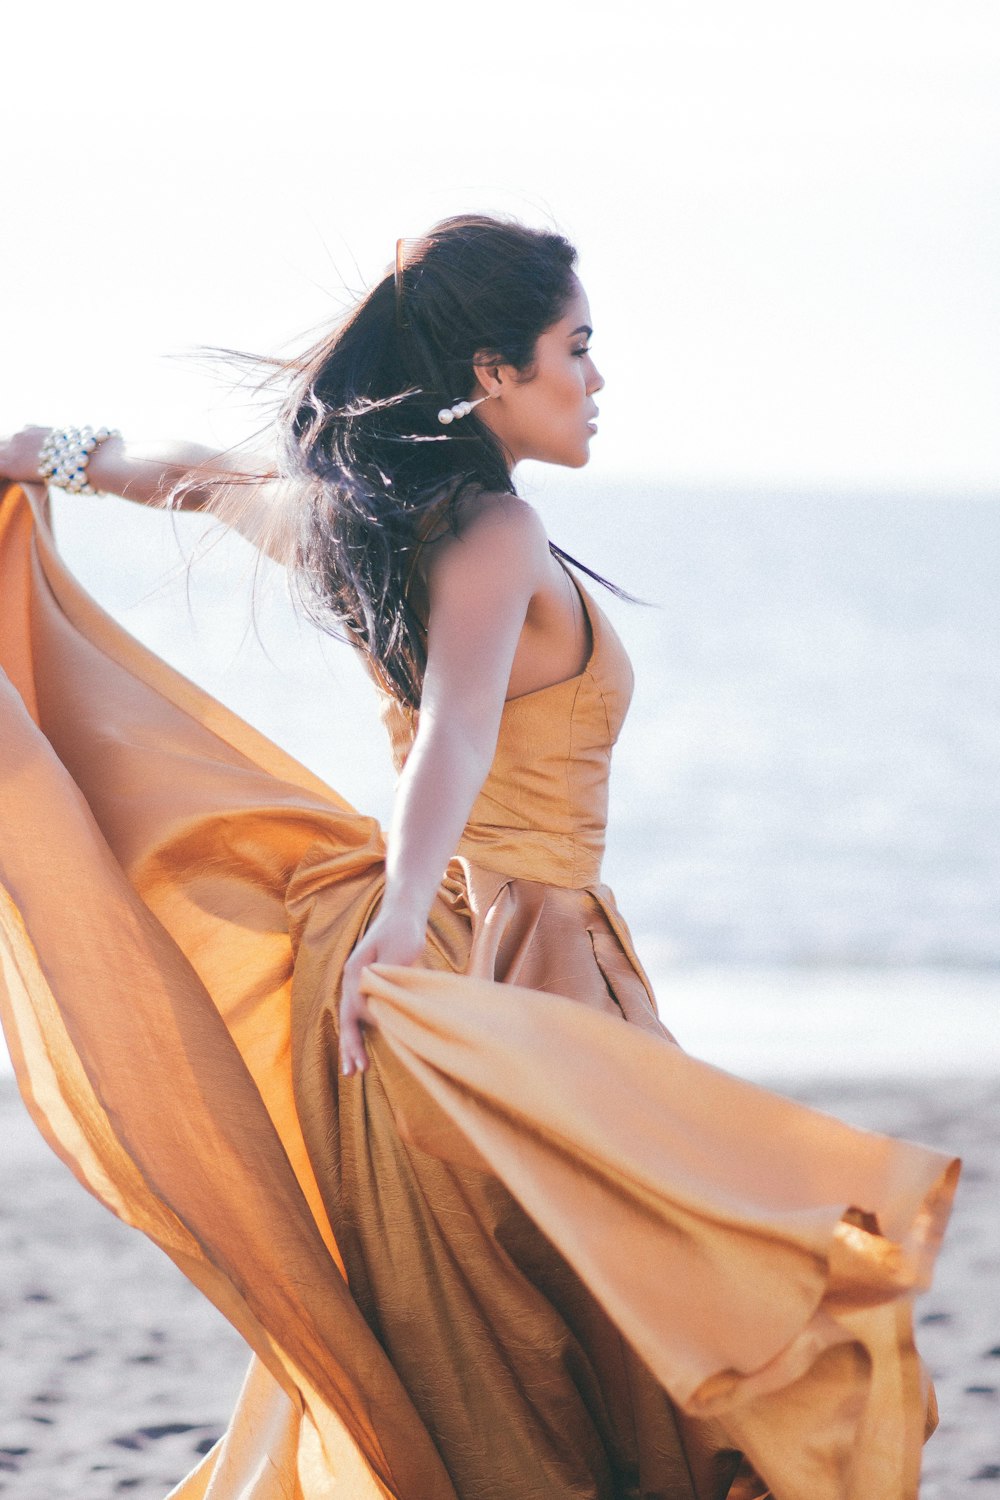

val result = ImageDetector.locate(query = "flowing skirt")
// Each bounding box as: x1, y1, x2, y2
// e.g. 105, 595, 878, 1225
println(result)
0, 481, 958, 1499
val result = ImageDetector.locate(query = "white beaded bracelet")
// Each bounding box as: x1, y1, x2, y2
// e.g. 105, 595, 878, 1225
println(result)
38, 425, 120, 495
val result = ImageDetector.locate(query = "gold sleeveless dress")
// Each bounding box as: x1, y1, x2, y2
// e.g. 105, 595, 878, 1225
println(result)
0, 480, 959, 1500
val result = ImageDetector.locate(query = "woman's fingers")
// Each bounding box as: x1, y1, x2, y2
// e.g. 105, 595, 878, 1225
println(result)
339, 959, 372, 1076
337, 911, 427, 1077
340, 1009, 370, 1076
339, 1004, 370, 1075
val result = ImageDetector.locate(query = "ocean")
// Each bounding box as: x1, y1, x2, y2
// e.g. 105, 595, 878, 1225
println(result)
2, 478, 997, 1078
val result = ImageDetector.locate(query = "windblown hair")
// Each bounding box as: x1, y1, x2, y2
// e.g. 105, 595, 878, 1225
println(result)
178, 214, 631, 708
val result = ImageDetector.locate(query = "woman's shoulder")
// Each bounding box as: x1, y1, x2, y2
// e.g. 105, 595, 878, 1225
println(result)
410, 492, 554, 627
412, 487, 551, 610
424, 492, 550, 596
440, 487, 548, 556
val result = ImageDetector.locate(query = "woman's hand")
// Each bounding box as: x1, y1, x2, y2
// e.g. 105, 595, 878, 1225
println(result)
339, 901, 428, 1077
0, 426, 49, 485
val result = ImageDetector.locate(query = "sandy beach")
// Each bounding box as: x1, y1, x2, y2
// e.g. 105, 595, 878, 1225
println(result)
1, 1071, 997, 1499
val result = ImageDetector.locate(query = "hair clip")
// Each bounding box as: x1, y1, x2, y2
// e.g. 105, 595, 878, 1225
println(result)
437, 394, 494, 425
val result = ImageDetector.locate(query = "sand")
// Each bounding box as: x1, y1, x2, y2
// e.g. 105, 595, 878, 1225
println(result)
0, 1072, 997, 1499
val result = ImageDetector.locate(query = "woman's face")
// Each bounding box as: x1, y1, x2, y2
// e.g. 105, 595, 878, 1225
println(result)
473, 278, 604, 469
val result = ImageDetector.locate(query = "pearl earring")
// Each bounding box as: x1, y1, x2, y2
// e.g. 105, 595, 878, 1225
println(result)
437, 393, 494, 425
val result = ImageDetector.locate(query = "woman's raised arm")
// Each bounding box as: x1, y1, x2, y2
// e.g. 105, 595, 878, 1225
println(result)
0, 426, 284, 555
337, 493, 552, 1076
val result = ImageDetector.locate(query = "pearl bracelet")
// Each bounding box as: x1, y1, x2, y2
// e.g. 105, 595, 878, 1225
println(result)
38, 425, 121, 495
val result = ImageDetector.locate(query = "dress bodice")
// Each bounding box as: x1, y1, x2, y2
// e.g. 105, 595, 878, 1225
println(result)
376, 569, 634, 888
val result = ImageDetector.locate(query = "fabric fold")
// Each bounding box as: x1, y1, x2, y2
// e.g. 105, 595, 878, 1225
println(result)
361, 964, 955, 1396
0, 480, 456, 1499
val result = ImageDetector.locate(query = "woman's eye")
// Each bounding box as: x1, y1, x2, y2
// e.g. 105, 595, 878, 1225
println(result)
573, 346, 591, 358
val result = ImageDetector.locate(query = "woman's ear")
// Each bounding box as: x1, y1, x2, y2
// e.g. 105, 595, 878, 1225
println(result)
470, 354, 505, 399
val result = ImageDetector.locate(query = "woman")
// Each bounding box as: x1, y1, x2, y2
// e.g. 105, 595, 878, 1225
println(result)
0, 215, 958, 1500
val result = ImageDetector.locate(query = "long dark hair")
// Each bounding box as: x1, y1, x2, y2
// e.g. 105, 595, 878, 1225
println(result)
179, 214, 631, 707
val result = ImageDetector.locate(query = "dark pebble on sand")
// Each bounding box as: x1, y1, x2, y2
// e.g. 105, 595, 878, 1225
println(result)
115, 1482, 142, 1492
65, 1348, 98, 1363
987, 1346, 1000, 1358
972, 1464, 1000, 1480
22, 1291, 53, 1304
0, 1461, 20, 1474
194, 1436, 218, 1456
137, 1423, 197, 1440
919, 1311, 951, 1325
127, 1353, 159, 1364
28, 1415, 54, 1426
112, 1435, 144, 1451
965, 1385, 997, 1396
0, 1453, 28, 1460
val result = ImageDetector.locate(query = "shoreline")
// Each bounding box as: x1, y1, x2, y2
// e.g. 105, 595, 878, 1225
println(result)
4, 963, 999, 1084
640, 962, 1000, 1081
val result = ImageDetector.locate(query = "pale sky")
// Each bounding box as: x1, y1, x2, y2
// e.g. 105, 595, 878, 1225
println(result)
3, 0, 998, 491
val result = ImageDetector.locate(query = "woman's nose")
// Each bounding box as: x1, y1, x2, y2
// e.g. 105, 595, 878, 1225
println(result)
588, 361, 605, 395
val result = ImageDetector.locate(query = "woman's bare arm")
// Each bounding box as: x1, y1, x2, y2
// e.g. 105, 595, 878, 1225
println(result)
337, 494, 552, 1075
89, 435, 274, 512
0, 427, 284, 556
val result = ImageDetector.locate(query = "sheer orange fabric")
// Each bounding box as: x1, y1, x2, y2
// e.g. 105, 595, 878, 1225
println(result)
0, 480, 958, 1499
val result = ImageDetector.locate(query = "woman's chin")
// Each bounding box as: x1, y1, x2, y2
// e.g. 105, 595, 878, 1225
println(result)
522, 438, 594, 471
555, 442, 594, 470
